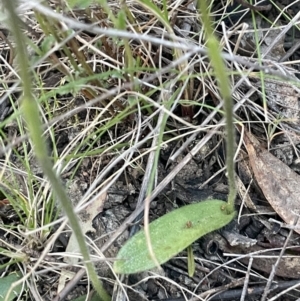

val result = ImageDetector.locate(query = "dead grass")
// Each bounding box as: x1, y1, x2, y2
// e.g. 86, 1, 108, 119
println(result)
0, 0, 300, 300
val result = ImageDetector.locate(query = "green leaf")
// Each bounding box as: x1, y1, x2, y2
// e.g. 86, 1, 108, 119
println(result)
0, 273, 22, 301
114, 200, 235, 274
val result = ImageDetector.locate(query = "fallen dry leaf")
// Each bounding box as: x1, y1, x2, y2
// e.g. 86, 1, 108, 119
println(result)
64, 191, 107, 265
58, 192, 107, 294
243, 129, 300, 234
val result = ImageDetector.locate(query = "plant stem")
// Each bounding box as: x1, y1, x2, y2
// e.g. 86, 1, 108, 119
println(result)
197, 0, 236, 212
3, 1, 110, 300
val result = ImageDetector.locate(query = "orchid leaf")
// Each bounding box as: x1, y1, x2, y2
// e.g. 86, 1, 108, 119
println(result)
0, 273, 22, 301
114, 200, 235, 274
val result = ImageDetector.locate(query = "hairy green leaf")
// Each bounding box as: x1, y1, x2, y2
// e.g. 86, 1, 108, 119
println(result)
114, 200, 235, 274
0, 273, 22, 301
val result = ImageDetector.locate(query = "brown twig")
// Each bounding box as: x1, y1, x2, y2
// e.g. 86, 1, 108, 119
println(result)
235, 0, 272, 12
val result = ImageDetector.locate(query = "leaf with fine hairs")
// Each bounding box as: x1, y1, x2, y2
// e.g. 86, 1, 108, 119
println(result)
114, 200, 235, 274
0, 273, 22, 301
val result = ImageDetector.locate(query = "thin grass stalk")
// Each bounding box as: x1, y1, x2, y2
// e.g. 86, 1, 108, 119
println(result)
198, 0, 236, 212
3, 1, 110, 300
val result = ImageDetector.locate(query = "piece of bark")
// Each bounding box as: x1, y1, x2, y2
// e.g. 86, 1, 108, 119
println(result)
243, 129, 300, 234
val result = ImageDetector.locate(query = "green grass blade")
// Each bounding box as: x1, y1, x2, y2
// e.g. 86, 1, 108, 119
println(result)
187, 245, 195, 277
